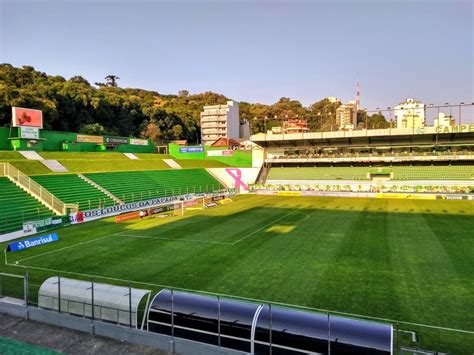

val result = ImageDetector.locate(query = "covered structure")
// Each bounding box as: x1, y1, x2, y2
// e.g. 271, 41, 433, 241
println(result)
147, 289, 393, 354
38, 277, 151, 328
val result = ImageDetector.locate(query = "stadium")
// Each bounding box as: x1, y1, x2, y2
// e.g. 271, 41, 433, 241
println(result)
0, 105, 473, 355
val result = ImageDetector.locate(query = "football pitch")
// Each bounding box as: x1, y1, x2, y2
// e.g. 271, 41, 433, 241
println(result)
2, 195, 474, 353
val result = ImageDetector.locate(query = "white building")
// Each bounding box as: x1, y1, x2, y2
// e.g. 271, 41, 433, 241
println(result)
433, 112, 455, 128
336, 101, 356, 130
200, 101, 240, 146
394, 98, 426, 129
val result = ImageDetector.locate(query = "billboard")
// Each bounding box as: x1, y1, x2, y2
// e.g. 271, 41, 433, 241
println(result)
77, 134, 104, 144
129, 138, 148, 146
105, 136, 128, 146
19, 126, 40, 139
12, 107, 43, 128
207, 150, 233, 157
7, 233, 59, 252
179, 146, 204, 153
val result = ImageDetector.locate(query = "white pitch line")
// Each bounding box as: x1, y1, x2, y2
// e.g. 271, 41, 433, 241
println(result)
119, 233, 233, 245
6, 262, 474, 335
14, 233, 122, 263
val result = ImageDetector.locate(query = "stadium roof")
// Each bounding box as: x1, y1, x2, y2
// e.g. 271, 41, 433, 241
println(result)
251, 125, 474, 148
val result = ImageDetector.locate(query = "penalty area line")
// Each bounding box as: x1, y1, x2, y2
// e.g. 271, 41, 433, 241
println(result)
13, 232, 123, 264
6, 262, 474, 335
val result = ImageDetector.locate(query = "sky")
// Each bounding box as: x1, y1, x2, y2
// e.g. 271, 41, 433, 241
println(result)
0, 0, 473, 114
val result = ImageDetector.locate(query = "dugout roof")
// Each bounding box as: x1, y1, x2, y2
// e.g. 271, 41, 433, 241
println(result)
147, 289, 393, 354
38, 277, 151, 328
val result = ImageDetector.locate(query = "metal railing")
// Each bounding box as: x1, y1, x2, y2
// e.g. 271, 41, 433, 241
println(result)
1, 270, 471, 354
0, 163, 78, 215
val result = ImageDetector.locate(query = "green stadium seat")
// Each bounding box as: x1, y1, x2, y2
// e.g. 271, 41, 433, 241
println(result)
32, 175, 115, 210
0, 177, 54, 234
85, 169, 223, 203
267, 165, 474, 181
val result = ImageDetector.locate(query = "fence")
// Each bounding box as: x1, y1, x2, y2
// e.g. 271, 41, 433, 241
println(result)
0, 268, 471, 354
116, 183, 225, 204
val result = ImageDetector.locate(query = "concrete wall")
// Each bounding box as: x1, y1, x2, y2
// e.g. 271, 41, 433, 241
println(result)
0, 300, 246, 355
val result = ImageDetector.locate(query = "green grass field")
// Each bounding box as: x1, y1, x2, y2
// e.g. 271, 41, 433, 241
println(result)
1, 195, 473, 353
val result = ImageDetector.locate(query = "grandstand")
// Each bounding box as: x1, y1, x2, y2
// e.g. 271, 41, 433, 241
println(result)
252, 126, 474, 189
32, 175, 115, 210
0, 177, 54, 233
0, 150, 231, 238
268, 165, 474, 181
85, 169, 223, 203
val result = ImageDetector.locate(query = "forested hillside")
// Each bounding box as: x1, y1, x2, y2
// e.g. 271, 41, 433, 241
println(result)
0, 64, 389, 143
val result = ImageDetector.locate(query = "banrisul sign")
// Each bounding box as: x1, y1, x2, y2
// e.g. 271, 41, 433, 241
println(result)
7, 233, 59, 252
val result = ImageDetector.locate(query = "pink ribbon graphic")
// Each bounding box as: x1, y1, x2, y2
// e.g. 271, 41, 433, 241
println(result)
225, 168, 248, 190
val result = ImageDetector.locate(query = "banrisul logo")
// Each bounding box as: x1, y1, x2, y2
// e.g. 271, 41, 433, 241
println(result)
7, 233, 59, 252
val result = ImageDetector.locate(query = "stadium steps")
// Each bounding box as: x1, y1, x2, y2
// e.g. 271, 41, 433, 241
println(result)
18, 151, 43, 160
85, 169, 224, 203
31, 174, 116, 211
0, 177, 55, 234
123, 153, 139, 160
162, 159, 182, 169
77, 174, 123, 205
39, 160, 68, 172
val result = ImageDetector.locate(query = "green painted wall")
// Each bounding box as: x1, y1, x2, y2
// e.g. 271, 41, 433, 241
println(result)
42, 130, 77, 151
168, 143, 252, 167
0, 128, 154, 153
0, 128, 11, 150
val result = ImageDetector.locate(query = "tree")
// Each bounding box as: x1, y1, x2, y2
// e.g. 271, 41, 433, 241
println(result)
79, 123, 106, 135
69, 76, 90, 86
308, 98, 340, 131
104, 75, 120, 87
140, 120, 161, 142
172, 124, 183, 138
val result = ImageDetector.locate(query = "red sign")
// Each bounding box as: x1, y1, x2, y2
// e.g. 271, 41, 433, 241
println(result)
12, 107, 43, 128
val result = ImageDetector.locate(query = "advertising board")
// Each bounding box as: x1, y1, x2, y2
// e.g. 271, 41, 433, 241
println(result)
206, 150, 233, 157
7, 233, 59, 252
77, 134, 104, 144
129, 138, 148, 146
105, 136, 128, 146
179, 146, 204, 153
20, 126, 40, 139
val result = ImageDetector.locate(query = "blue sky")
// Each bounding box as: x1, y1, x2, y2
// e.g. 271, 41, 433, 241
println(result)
1, 0, 472, 113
